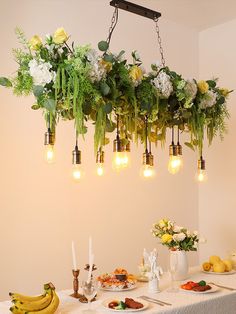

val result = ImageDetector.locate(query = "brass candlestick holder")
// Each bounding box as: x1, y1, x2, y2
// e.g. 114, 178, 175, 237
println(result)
78, 264, 98, 303
70, 269, 83, 299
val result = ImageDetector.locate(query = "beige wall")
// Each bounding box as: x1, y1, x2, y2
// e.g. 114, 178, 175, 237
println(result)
199, 20, 236, 263
0, 0, 199, 300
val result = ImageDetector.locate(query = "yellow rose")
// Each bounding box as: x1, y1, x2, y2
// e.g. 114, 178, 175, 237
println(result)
29, 35, 42, 50
100, 59, 112, 72
129, 65, 143, 82
53, 27, 68, 44
161, 234, 173, 244
220, 88, 230, 97
197, 80, 209, 94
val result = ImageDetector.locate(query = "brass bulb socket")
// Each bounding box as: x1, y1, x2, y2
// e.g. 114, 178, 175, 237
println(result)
44, 130, 55, 146
143, 152, 154, 166
113, 138, 124, 152
176, 144, 182, 156
72, 147, 81, 164
198, 158, 206, 170
96, 150, 105, 163
169, 144, 178, 156
125, 141, 131, 152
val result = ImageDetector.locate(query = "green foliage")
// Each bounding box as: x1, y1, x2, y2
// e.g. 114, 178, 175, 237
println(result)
98, 41, 109, 52
0, 28, 231, 155
0, 77, 12, 87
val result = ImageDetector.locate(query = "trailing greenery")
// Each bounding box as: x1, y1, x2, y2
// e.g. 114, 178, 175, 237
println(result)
0, 27, 232, 156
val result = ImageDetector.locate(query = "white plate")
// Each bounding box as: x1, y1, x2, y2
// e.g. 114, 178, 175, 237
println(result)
101, 297, 148, 312
180, 285, 219, 294
100, 285, 137, 292
202, 269, 236, 275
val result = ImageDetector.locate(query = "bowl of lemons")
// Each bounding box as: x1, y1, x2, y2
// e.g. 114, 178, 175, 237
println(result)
202, 255, 236, 274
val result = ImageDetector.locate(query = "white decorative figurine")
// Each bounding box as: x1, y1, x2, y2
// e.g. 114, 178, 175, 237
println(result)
146, 249, 163, 293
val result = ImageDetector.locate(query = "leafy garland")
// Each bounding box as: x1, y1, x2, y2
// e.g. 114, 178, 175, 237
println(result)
0, 28, 231, 155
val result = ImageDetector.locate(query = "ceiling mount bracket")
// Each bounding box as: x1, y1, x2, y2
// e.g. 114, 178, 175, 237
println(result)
110, 0, 161, 20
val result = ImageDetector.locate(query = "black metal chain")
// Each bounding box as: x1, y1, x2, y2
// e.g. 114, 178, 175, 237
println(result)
154, 18, 166, 67
106, 6, 119, 47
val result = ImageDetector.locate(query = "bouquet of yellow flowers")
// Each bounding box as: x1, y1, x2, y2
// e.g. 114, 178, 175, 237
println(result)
152, 219, 199, 251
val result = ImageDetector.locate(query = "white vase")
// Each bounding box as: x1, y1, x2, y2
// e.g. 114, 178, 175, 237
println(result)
170, 250, 189, 280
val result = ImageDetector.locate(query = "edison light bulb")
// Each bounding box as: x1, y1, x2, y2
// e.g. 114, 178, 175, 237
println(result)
45, 144, 55, 163
72, 164, 83, 181
140, 165, 155, 179
195, 169, 208, 182
96, 163, 105, 176
122, 151, 130, 168
112, 152, 127, 170
168, 155, 181, 174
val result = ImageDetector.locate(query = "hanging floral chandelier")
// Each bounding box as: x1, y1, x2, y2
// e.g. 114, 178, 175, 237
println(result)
0, 0, 231, 182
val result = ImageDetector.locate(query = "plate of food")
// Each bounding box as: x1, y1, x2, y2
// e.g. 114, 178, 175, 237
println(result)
102, 297, 148, 312
180, 280, 219, 294
97, 268, 137, 291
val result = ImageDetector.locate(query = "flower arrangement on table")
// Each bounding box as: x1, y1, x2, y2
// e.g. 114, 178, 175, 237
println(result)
152, 219, 199, 251
0, 27, 232, 155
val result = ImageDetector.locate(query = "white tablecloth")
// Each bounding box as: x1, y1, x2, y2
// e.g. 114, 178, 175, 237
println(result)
1, 267, 236, 313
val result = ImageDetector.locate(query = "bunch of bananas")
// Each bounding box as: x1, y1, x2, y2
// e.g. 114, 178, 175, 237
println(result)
9, 282, 60, 314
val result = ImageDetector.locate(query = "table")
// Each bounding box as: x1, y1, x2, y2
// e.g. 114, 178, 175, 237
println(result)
1, 267, 236, 313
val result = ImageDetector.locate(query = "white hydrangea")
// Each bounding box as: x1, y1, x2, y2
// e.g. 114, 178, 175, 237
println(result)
173, 232, 186, 242
29, 59, 56, 86
199, 90, 217, 109
86, 49, 106, 82
152, 71, 173, 98
184, 79, 197, 100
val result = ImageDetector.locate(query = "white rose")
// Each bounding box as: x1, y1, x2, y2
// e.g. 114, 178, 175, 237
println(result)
173, 225, 183, 233
173, 232, 186, 242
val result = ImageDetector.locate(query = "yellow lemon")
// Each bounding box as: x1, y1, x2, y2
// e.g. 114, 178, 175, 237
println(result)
202, 262, 211, 272
213, 261, 226, 273
223, 260, 233, 272
209, 255, 221, 265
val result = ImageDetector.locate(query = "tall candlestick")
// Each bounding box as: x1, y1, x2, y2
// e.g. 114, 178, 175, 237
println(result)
72, 241, 77, 270
89, 236, 92, 264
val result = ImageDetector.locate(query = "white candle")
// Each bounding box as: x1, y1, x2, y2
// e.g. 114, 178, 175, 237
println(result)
89, 236, 92, 264
72, 241, 77, 270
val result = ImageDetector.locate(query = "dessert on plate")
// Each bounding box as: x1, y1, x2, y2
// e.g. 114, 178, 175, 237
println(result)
97, 268, 137, 290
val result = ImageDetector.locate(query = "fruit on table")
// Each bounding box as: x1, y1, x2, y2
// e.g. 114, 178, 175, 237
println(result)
202, 262, 211, 271
209, 255, 221, 265
202, 255, 234, 272
223, 259, 233, 272
213, 261, 226, 273
9, 283, 59, 314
